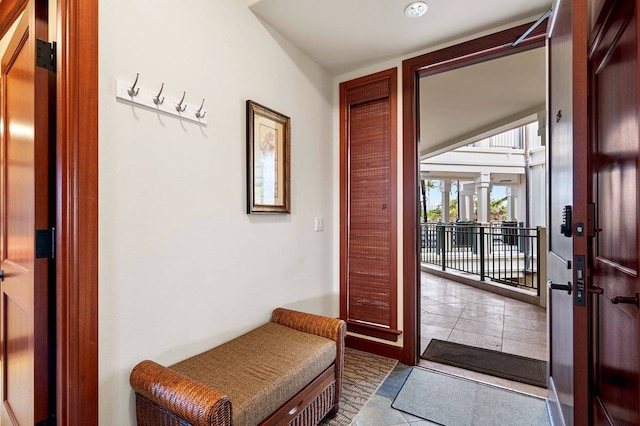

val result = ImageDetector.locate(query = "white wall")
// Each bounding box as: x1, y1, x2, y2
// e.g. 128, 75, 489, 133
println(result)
99, 1, 334, 424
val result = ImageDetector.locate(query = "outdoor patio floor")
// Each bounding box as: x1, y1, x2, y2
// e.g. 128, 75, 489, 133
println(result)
419, 271, 546, 360
418, 270, 548, 398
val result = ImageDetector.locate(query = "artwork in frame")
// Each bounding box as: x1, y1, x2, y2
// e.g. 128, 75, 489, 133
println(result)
246, 100, 291, 214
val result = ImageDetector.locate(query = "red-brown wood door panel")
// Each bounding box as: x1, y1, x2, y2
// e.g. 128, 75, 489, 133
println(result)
0, 0, 53, 424
548, 0, 577, 422
589, 1, 640, 424
548, 0, 591, 424
348, 98, 392, 324
340, 69, 399, 342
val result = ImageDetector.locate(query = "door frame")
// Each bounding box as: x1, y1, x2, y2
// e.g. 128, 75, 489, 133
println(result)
401, 21, 547, 365
0, 0, 98, 423
568, 0, 590, 423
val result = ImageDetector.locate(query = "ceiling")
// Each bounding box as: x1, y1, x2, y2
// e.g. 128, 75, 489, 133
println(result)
247, 0, 552, 75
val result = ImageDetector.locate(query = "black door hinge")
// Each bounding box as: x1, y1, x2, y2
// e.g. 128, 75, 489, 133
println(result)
36, 39, 56, 73
36, 415, 56, 426
36, 228, 55, 259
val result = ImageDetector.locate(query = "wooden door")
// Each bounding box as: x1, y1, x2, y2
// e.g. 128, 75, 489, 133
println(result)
339, 69, 400, 343
589, 0, 640, 423
0, 1, 54, 424
547, 0, 590, 424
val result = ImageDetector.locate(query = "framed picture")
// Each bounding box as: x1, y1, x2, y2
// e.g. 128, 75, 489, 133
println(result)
246, 100, 291, 214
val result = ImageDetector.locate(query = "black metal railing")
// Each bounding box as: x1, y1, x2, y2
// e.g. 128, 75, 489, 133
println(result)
421, 222, 542, 295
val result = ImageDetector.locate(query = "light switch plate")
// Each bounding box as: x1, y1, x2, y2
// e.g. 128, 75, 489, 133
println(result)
314, 217, 324, 232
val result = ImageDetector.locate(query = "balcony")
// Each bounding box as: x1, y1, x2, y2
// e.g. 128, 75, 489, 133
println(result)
420, 222, 546, 298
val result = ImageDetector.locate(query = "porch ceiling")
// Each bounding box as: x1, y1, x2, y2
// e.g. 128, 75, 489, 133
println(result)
420, 48, 546, 158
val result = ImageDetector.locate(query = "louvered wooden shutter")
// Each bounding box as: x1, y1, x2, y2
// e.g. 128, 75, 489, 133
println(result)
340, 69, 400, 341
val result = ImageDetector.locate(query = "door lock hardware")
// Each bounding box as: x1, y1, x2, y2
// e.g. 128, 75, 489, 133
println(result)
611, 293, 639, 308
548, 280, 572, 294
574, 255, 586, 306
560, 205, 572, 237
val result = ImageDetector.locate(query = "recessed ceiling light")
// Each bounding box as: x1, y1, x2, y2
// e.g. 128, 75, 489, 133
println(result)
405, 1, 428, 18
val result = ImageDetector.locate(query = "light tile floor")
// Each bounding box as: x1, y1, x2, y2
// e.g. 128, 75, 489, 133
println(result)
420, 272, 547, 361
355, 364, 437, 426
354, 393, 437, 426
354, 273, 549, 425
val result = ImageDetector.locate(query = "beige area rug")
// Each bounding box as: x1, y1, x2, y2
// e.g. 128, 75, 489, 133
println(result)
320, 348, 398, 426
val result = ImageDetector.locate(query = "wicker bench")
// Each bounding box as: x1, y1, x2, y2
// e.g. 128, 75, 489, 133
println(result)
130, 308, 346, 426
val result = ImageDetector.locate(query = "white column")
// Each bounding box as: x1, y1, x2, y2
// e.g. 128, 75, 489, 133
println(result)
537, 110, 547, 147
459, 183, 475, 222
475, 172, 491, 223
440, 180, 451, 223
506, 186, 519, 222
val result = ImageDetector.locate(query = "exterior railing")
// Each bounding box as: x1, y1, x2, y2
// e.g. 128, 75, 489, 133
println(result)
421, 222, 542, 295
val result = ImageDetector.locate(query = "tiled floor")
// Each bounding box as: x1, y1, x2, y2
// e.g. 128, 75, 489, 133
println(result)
354, 393, 437, 426
354, 272, 549, 425
420, 272, 547, 361
354, 364, 437, 426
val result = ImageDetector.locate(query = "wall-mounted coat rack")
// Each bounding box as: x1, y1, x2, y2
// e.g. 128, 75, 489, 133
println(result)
116, 73, 207, 125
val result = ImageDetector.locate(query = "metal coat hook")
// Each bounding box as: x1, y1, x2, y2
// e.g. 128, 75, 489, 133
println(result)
195, 99, 206, 119
153, 83, 165, 105
115, 79, 207, 125
127, 73, 140, 97
176, 92, 187, 112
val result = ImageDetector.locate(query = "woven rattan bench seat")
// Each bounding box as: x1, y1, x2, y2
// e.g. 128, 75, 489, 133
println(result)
130, 308, 346, 426
170, 322, 336, 425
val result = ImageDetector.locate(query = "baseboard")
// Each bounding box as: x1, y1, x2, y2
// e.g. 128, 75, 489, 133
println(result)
346, 335, 403, 361
547, 376, 566, 426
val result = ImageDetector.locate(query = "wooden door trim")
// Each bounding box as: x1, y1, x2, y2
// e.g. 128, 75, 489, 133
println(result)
0, 0, 98, 423
55, 0, 99, 424
0, 0, 26, 39
570, 1, 589, 424
401, 21, 547, 365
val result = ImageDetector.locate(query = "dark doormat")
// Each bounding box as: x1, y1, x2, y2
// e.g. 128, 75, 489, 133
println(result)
421, 339, 547, 388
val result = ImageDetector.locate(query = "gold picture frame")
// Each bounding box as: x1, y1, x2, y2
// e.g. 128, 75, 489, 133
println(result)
246, 100, 291, 214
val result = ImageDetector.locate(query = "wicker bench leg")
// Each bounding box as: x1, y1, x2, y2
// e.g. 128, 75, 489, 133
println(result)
328, 403, 339, 418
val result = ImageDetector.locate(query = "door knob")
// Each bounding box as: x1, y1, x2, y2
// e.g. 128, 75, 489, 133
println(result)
611, 293, 639, 308
548, 280, 572, 294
